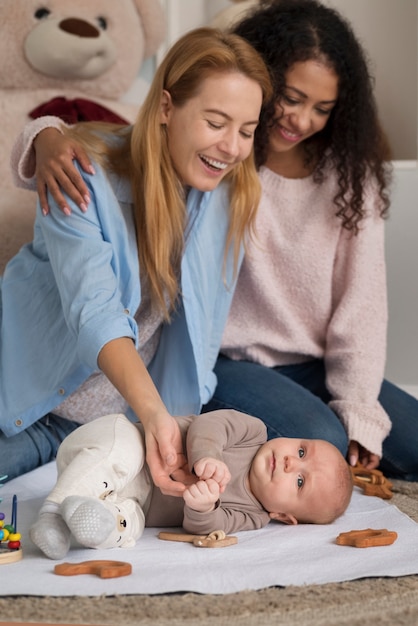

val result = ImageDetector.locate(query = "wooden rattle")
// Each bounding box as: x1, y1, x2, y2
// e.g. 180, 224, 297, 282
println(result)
158, 529, 238, 548
0, 494, 23, 564
350, 463, 393, 499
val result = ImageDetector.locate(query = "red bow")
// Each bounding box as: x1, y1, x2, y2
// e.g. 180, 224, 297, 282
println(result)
29, 97, 130, 125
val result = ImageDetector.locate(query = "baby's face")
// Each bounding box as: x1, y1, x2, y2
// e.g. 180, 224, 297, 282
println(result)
248, 437, 344, 523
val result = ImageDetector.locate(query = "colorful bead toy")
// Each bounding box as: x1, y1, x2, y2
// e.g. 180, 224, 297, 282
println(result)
0, 494, 23, 564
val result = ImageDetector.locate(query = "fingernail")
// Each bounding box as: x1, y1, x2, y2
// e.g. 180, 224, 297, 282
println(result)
89, 166, 96, 174
80, 203, 87, 212
63, 207, 71, 216
42, 208, 48, 217
84, 194, 90, 204
349, 455, 357, 466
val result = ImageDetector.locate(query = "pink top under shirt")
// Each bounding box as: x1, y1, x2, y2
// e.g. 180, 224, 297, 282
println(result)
221, 166, 391, 457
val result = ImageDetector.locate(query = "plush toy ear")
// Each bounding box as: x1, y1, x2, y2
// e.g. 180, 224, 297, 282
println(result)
269, 511, 298, 525
132, 0, 167, 58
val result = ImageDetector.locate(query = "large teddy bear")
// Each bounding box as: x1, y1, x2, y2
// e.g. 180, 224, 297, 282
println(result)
0, 0, 166, 273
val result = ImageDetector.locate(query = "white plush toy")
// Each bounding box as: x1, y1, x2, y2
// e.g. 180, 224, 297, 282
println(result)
0, 0, 166, 273
211, 0, 260, 31
30, 414, 149, 559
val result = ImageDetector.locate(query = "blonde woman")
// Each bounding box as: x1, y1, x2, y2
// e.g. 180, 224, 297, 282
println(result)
1, 27, 271, 490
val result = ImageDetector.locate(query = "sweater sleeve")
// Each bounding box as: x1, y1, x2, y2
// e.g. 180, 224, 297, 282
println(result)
182, 498, 270, 535
36, 161, 138, 370
10, 116, 69, 189
325, 185, 391, 457
185, 409, 267, 471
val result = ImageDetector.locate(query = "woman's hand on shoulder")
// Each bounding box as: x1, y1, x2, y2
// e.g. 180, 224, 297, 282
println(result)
34, 128, 95, 216
348, 440, 380, 470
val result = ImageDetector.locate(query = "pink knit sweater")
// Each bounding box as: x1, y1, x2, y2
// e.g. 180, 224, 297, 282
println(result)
222, 166, 391, 457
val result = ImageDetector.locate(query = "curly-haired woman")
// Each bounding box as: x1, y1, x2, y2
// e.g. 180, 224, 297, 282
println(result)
204, 0, 418, 481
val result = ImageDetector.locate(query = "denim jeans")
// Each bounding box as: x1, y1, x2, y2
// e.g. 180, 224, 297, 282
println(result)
202, 355, 418, 481
0, 414, 81, 482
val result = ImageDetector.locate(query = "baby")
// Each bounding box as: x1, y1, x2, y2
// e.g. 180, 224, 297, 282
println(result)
30, 410, 353, 559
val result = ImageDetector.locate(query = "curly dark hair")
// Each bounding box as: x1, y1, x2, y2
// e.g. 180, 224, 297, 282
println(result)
233, 0, 392, 231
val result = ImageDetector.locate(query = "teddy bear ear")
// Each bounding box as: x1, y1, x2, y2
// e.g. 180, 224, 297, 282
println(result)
132, 0, 167, 59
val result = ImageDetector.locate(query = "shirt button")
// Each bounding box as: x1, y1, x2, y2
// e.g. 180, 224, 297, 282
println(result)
15, 419, 23, 427
124, 308, 130, 314
58, 388, 65, 396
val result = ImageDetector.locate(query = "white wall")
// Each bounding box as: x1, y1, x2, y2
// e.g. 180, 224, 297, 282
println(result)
325, 0, 417, 161
385, 163, 418, 392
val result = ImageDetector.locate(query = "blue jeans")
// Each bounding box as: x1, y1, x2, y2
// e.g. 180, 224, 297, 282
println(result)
0, 414, 81, 482
202, 355, 418, 481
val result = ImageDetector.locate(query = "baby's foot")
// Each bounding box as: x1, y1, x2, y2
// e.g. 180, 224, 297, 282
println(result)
60, 496, 115, 548
60, 496, 144, 549
29, 511, 71, 560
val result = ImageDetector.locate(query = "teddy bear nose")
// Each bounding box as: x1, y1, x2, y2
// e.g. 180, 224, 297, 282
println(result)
59, 18, 100, 39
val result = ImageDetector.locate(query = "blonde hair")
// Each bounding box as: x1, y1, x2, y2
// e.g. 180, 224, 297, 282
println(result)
64, 27, 271, 318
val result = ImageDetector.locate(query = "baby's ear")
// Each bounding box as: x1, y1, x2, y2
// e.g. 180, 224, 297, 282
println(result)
269, 511, 298, 525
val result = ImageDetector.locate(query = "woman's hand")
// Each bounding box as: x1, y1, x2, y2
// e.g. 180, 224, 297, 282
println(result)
34, 128, 94, 215
97, 338, 191, 498
143, 411, 190, 497
348, 440, 380, 470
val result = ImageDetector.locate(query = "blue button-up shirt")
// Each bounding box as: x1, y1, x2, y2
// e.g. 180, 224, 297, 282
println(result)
0, 161, 242, 435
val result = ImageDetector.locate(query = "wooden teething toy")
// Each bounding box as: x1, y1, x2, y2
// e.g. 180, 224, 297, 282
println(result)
350, 463, 393, 499
54, 560, 132, 578
158, 529, 238, 548
336, 528, 398, 548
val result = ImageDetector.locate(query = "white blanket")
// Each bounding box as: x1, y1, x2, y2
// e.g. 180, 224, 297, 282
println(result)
1, 463, 417, 596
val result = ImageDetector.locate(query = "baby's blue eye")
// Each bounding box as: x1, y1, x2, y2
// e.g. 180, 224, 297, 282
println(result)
298, 448, 305, 458
297, 476, 304, 488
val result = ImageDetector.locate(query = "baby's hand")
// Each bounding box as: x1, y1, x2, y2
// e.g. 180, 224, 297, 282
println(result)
183, 478, 220, 513
193, 458, 231, 493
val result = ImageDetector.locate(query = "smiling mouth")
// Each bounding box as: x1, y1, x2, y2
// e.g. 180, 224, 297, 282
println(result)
199, 155, 228, 171
278, 125, 302, 141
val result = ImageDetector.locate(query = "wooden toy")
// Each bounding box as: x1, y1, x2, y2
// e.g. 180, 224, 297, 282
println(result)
158, 529, 238, 548
54, 560, 132, 579
350, 463, 394, 499
336, 528, 398, 548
